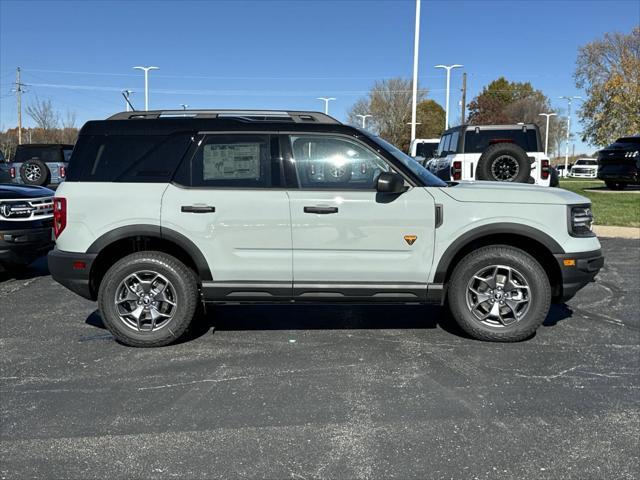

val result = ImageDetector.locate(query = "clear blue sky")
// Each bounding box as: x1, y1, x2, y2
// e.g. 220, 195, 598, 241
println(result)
1, 0, 638, 152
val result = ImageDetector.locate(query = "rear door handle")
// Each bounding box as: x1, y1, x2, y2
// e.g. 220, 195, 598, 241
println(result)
303, 206, 338, 214
181, 205, 216, 213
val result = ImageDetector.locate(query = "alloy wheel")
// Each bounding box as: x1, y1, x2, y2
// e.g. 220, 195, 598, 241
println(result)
465, 265, 531, 327
114, 270, 177, 332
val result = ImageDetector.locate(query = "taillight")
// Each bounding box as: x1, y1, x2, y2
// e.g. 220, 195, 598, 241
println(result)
452, 161, 462, 181
59, 166, 66, 178
53, 197, 67, 238
541, 159, 550, 180
9, 167, 15, 178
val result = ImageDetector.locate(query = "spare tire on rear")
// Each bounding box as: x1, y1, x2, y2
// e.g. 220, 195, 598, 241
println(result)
476, 143, 531, 183
19, 159, 50, 186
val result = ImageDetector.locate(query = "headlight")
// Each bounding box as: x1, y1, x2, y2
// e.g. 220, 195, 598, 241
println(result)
568, 205, 595, 237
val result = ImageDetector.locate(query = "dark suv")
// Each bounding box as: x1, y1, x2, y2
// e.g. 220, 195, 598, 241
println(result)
597, 136, 640, 190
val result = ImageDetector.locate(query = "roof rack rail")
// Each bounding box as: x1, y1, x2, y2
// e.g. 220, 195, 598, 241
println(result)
107, 109, 341, 124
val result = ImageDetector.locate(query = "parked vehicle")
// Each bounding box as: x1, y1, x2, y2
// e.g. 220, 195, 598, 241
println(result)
49, 109, 602, 347
409, 138, 440, 164
549, 166, 560, 187
597, 136, 640, 190
569, 158, 598, 178
0, 150, 11, 183
0, 184, 54, 269
432, 124, 551, 186
7, 144, 73, 187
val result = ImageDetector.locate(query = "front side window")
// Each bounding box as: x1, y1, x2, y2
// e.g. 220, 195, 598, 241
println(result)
290, 135, 390, 189
448, 131, 459, 155
180, 134, 277, 188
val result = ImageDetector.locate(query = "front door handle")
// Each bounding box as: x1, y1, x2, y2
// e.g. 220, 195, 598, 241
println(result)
303, 206, 338, 214
181, 205, 216, 213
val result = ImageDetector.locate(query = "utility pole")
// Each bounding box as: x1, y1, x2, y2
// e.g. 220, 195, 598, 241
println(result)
559, 96, 581, 173
538, 112, 557, 156
460, 72, 467, 124
356, 114, 372, 129
410, 0, 421, 143
316, 97, 336, 115
435, 64, 463, 130
133, 66, 159, 111
15, 67, 24, 145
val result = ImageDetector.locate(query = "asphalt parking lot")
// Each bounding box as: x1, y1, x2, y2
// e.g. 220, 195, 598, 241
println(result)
1, 238, 638, 479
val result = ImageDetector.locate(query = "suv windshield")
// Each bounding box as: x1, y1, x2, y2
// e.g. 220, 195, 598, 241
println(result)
368, 135, 447, 187
576, 159, 597, 166
415, 142, 438, 159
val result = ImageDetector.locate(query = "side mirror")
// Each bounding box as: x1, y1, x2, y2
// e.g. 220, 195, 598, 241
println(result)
376, 172, 406, 194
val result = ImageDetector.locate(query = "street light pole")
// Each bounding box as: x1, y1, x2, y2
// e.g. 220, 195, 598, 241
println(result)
435, 64, 463, 130
356, 114, 372, 129
559, 96, 582, 172
538, 112, 557, 156
133, 66, 159, 111
410, 0, 421, 143
317, 97, 336, 115
181, 104, 189, 110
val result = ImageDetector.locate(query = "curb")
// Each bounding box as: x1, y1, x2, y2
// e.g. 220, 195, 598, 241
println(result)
593, 225, 640, 239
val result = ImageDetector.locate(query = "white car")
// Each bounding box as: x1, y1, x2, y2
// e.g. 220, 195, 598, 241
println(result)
432, 124, 551, 186
48, 109, 602, 347
569, 158, 598, 178
409, 138, 440, 163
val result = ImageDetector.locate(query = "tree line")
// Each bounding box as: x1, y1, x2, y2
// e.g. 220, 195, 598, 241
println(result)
0, 98, 79, 160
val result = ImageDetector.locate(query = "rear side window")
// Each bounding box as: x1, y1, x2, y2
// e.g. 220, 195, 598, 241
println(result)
66, 134, 192, 182
464, 129, 539, 153
174, 134, 278, 188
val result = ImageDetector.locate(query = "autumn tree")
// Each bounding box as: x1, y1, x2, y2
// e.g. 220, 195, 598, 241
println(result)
347, 78, 426, 150
415, 100, 445, 139
575, 27, 640, 146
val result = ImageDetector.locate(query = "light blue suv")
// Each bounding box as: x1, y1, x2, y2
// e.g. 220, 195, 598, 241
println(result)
48, 110, 604, 347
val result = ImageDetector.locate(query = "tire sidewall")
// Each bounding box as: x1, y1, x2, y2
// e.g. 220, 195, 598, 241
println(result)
98, 252, 198, 347
448, 246, 550, 341
19, 159, 50, 186
476, 144, 531, 183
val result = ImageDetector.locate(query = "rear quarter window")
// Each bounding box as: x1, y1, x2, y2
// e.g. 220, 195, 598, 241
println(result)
66, 134, 193, 182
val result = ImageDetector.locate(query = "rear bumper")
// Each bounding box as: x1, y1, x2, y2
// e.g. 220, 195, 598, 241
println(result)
0, 226, 53, 266
48, 248, 97, 300
554, 249, 604, 302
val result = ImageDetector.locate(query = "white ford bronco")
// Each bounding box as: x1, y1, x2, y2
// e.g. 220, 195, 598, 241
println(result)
48, 110, 603, 347
432, 124, 551, 186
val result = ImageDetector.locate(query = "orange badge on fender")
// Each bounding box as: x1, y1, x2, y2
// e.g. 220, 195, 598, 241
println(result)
404, 235, 417, 246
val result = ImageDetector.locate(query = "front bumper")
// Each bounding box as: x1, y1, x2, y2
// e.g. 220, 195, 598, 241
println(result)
554, 249, 604, 302
48, 248, 97, 300
0, 225, 53, 266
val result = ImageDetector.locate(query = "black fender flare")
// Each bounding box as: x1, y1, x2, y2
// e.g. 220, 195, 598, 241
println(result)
86, 224, 212, 280
433, 222, 564, 283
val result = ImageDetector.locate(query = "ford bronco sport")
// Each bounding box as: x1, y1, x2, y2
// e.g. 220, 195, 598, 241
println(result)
432, 124, 551, 186
48, 110, 603, 347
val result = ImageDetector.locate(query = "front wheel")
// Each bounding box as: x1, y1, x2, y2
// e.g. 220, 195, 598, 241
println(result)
447, 246, 551, 342
98, 251, 199, 347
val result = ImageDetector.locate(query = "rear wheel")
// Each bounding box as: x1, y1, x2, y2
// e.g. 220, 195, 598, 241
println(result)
447, 246, 551, 342
97, 251, 199, 347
